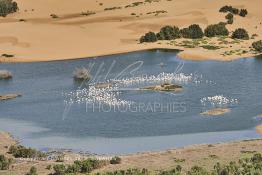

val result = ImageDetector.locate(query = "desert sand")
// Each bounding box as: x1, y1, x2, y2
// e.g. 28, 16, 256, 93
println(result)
0, 0, 261, 62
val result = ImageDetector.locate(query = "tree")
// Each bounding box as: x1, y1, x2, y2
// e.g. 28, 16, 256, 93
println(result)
140, 31, 157, 43
204, 23, 229, 37
239, 9, 248, 17
231, 28, 249, 40
180, 24, 204, 39
0, 0, 18, 17
156, 26, 180, 40
252, 40, 262, 52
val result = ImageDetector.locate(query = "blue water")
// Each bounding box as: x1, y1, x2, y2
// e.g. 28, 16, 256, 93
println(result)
0, 49, 261, 154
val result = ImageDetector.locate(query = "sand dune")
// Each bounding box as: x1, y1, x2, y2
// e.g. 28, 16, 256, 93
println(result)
0, 0, 261, 62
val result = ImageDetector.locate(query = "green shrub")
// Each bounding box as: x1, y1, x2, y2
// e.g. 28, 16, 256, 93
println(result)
251, 153, 262, 163
53, 164, 66, 175
74, 159, 105, 173
204, 23, 229, 37
219, 5, 231, 13
104, 7, 121, 11
219, 5, 239, 15
0, 0, 18, 17
227, 18, 233, 24
180, 24, 204, 39
110, 156, 121, 164
252, 40, 262, 52
231, 28, 249, 40
66, 164, 81, 174
225, 13, 234, 24
0, 155, 12, 170
156, 26, 180, 40
159, 166, 182, 175
140, 31, 157, 43
8, 145, 46, 158
26, 166, 38, 175
239, 9, 248, 17
46, 164, 52, 170
187, 166, 209, 175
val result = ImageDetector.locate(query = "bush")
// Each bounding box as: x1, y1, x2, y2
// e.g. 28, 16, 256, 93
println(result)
74, 159, 106, 173
225, 13, 233, 20
8, 145, 46, 158
219, 5, 239, 14
0, 0, 18, 17
159, 166, 182, 175
46, 165, 52, 170
0, 155, 12, 170
225, 13, 234, 24
66, 164, 81, 174
252, 40, 262, 52
156, 26, 180, 40
204, 23, 229, 37
219, 5, 231, 13
227, 18, 233, 24
53, 164, 66, 175
187, 166, 209, 175
26, 166, 38, 175
110, 156, 121, 164
140, 31, 157, 43
231, 28, 249, 40
180, 24, 204, 39
239, 9, 248, 17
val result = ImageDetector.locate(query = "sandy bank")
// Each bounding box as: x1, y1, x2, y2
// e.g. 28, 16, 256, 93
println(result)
200, 108, 231, 116
256, 124, 262, 134
0, 130, 262, 175
0, 0, 261, 62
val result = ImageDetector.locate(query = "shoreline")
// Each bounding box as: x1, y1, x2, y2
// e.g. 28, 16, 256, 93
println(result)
0, 46, 261, 63
1, 127, 261, 156
1, 130, 262, 175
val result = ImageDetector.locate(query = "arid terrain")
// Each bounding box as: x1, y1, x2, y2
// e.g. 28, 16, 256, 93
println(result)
0, 131, 262, 175
0, 0, 261, 62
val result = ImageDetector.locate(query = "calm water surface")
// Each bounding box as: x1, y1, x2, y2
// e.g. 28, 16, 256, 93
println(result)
0, 50, 261, 154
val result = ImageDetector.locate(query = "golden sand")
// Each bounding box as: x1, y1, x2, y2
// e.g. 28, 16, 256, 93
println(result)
0, 0, 261, 62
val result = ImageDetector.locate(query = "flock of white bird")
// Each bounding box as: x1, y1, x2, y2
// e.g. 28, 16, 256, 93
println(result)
63, 72, 198, 106
112, 72, 197, 86
63, 85, 132, 106
200, 95, 238, 106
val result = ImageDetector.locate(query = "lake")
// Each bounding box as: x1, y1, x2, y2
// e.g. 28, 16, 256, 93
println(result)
0, 49, 261, 155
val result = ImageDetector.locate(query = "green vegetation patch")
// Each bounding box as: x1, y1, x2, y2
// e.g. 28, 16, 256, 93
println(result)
104, 6, 122, 11
204, 23, 229, 37
201, 45, 221, 50
8, 145, 46, 158
252, 40, 262, 52
0, 0, 18, 17
231, 28, 249, 40
0, 155, 12, 170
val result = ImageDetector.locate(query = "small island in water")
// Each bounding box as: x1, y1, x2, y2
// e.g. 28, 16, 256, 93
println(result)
140, 83, 183, 92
